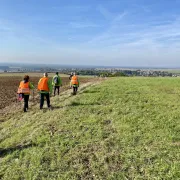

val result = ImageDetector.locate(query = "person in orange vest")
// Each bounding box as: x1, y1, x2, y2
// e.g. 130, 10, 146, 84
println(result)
17, 75, 34, 112
38, 72, 52, 110
70, 72, 79, 95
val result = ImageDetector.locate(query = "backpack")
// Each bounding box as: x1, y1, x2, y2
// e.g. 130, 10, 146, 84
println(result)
54, 76, 59, 85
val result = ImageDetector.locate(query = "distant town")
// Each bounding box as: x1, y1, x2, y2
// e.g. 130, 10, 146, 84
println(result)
0, 64, 179, 77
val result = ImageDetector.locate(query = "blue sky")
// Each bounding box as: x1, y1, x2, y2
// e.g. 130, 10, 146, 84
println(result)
0, 0, 180, 67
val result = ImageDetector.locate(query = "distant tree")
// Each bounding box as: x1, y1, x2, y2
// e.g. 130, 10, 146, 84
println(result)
112, 72, 126, 77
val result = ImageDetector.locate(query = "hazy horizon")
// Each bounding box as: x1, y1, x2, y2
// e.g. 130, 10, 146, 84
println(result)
1, 61, 180, 69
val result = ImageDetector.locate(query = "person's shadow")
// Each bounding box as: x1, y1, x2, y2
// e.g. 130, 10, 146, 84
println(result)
0, 143, 37, 158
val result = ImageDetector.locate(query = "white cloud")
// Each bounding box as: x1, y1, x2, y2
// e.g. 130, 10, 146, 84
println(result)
86, 13, 180, 50
112, 11, 128, 23
97, 5, 114, 20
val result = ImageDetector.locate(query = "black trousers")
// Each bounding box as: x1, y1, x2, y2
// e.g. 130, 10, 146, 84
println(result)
40, 93, 50, 109
73, 86, 78, 95
54, 86, 60, 96
23, 95, 29, 112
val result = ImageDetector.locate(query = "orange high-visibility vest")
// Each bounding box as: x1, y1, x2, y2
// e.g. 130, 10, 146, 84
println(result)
71, 75, 78, 85
38, 77, 49, 91
17, 81, 30, 94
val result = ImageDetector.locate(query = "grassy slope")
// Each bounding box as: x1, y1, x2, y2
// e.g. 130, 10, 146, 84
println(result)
0, 77, 180, 180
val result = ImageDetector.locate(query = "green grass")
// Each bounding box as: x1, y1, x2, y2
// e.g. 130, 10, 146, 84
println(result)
0, 77, 180, 179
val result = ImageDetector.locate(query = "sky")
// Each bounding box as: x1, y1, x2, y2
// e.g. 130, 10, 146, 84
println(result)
0, 0, 180, 67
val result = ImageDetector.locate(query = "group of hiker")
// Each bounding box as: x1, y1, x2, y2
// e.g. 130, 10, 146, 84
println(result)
17, 72, 79, 112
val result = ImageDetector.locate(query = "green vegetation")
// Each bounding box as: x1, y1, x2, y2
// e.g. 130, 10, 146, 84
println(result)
0, 77, 180, 179
77, 70, 127, 77
165, 69, 180, 74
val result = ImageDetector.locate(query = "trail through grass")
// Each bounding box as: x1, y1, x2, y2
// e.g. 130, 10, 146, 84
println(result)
0, 77, 180, 179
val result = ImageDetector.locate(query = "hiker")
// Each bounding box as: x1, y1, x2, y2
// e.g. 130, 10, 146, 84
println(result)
70, 72, 79, 95
52, 72, 62, 96
38, 72, 52, 109
17, 75, 34, 112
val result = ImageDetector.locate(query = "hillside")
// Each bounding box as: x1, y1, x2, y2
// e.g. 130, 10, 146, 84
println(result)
0, 77, 180, 179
